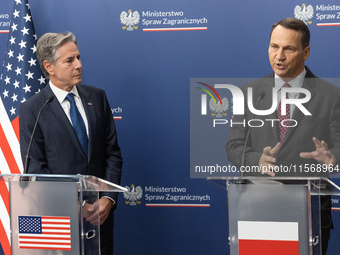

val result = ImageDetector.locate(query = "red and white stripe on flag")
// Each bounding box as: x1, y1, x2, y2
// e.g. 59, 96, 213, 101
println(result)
238, 221, 299, 255
0, 98, 21, 255
0, 0, 47, 252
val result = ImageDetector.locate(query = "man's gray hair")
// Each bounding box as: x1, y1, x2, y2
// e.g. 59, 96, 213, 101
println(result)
36, 32, 78, 78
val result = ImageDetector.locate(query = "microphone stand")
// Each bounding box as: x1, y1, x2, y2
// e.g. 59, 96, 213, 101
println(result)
24, 96, 54, 174
241, 91, 265, 172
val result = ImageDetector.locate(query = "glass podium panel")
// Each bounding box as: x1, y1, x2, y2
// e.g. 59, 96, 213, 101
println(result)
0, 174, 127, 255
207, 177, 340, 255
10, 181, 80, 255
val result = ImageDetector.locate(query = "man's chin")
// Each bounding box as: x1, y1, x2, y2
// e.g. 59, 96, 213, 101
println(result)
74, 77, 82, 84
274, 69, 289, 79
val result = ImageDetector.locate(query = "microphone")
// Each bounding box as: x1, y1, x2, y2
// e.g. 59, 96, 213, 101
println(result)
23, 95, 55, 174
241, 91, 265, 168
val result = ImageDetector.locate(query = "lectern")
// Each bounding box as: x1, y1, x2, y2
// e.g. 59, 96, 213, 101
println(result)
207, 177, 340, 255
2, 174, 127, 255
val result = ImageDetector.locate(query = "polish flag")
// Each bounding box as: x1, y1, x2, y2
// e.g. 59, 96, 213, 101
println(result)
238, 221, 299, 255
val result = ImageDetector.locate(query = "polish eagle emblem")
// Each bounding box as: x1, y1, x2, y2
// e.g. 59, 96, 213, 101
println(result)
124, 184, 143, 206
120, 10, 140, 31
294, 3, 314, 25
209, 97, 229, 118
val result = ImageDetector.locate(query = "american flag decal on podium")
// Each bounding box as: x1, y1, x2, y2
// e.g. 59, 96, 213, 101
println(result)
18, 216, 71, 250
0, 0, 46, 254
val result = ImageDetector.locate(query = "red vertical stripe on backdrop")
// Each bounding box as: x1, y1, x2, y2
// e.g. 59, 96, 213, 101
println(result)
239, 239, 299, 255
0, 221, 10, 255
11, 117, 20, 142
0, 124, 21, 174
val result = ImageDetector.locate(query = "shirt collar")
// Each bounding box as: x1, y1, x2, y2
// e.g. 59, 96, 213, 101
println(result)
274, 68, 307, 91
49, 81, 80, 103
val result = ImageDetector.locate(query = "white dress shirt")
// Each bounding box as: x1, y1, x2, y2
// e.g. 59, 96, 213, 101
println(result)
49, 81, 89, 137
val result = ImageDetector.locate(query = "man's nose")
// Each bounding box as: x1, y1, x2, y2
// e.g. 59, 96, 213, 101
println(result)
276, 48, 285, 60
75, 58, 82, 69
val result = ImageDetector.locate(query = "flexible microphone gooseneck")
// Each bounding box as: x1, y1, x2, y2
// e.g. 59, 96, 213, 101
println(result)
24, 95, 55, 174
241, 91, 265, 168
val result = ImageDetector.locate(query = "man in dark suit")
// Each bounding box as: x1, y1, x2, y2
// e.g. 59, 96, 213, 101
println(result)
19, 32, 122, 255
225, 18, 340, 255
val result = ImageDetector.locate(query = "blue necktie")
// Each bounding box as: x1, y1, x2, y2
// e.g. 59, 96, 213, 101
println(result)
65, 93, 88, 156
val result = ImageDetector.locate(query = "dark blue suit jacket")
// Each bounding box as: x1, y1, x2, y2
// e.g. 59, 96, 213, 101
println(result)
19, 84, 123, 201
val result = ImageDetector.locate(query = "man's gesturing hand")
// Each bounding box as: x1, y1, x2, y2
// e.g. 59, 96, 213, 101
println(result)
258, 142, 282, 176
300, 137, 336, 168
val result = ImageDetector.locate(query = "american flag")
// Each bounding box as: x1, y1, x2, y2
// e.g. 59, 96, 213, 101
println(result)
18, 216, 71, 250
0, 0, 46, 254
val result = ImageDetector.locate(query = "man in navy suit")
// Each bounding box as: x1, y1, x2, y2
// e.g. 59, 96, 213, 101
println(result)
19, 32, 122, 255
226, 18, 340, 254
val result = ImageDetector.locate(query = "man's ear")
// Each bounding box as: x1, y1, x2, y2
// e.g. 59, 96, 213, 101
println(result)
303, 46, 310, 61
43, 60, 54, 76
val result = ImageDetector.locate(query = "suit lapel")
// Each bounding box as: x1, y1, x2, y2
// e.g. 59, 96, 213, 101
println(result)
43, 85, 88, 159
261, 76, 280, 142
281, 68, 316, 145
77, 85, 96, 161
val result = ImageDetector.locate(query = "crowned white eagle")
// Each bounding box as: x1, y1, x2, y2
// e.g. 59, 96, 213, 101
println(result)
209, 97, 229, 118
120, 10, 140, 31
124, 185, 143, 206
294, 4, 314, 24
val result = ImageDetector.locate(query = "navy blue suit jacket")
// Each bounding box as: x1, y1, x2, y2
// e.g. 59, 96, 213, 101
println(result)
19, 84, 123, 201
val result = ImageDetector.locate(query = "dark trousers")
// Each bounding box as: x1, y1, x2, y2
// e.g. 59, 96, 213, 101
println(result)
100, 210, 114, 255
321, 195, 332, 255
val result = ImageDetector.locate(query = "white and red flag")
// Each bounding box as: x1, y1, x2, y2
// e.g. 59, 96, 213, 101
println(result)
238, 221, 299, 255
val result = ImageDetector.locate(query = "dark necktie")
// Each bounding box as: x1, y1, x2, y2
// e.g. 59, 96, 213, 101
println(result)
65, 93, 88, 156
277, 83, 291, 142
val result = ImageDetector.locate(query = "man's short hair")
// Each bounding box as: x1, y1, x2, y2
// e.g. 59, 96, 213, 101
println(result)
270, 17, 310, 49
37, 32, 78, 78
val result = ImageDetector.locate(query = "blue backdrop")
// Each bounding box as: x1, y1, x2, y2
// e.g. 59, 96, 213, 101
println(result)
1, 0, 340, 254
